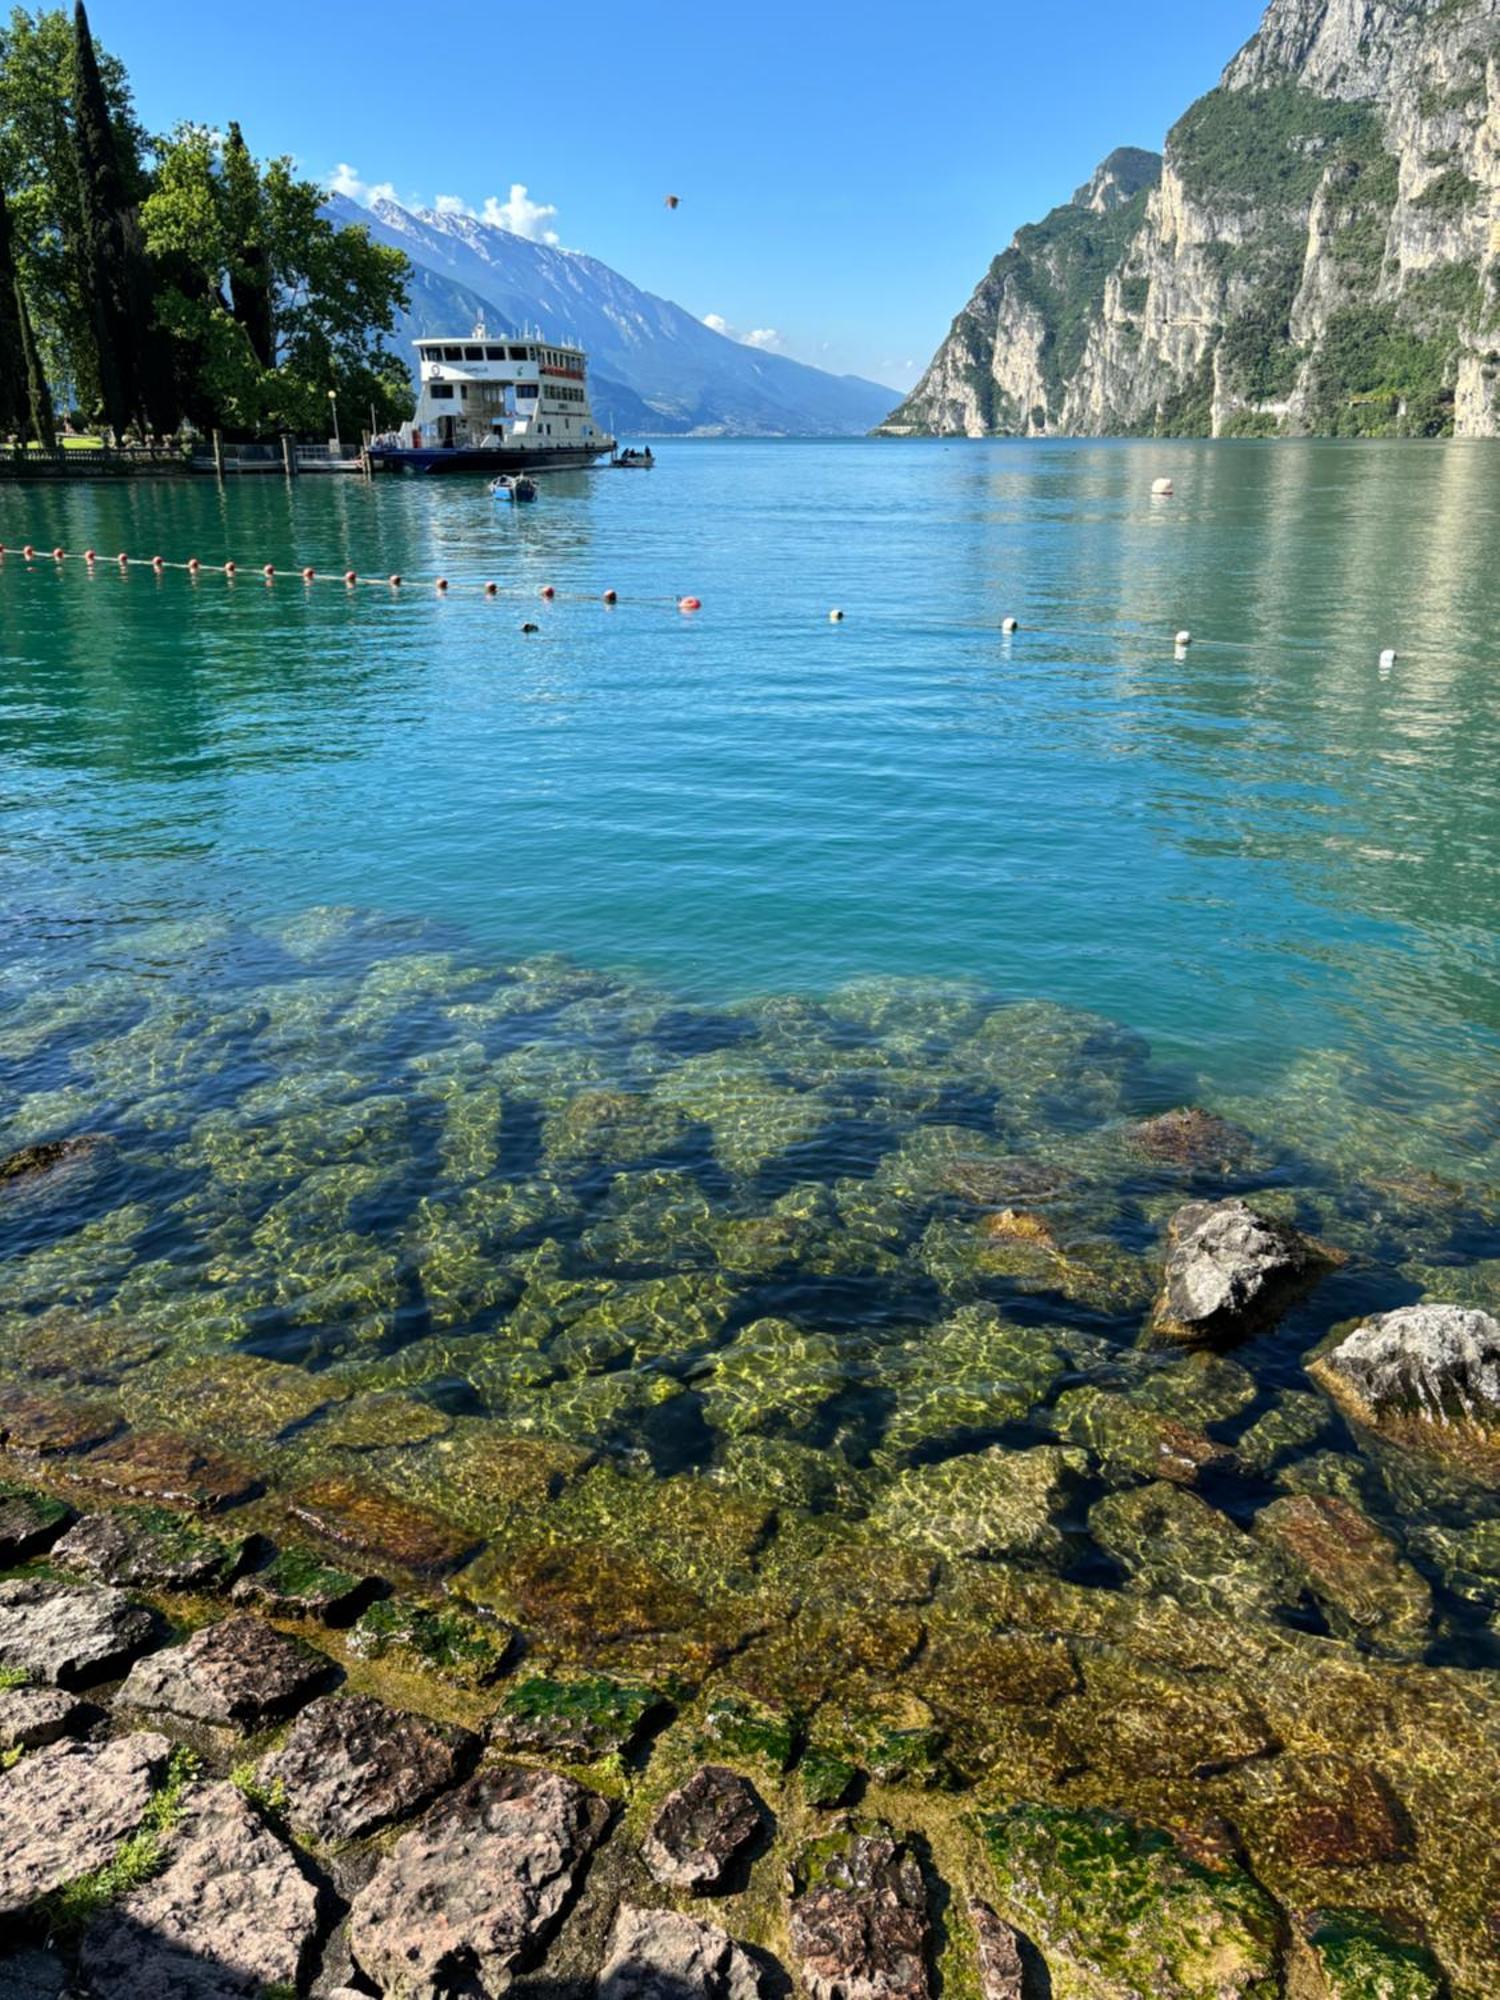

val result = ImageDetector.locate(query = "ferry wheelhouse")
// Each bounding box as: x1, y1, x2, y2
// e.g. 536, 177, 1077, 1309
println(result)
369, 324, 616, 473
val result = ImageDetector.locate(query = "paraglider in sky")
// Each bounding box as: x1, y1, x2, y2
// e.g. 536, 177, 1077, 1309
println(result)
664, 194, 680, 210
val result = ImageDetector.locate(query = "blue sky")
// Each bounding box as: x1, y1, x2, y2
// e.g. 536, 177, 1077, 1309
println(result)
98, 0, 1265, 389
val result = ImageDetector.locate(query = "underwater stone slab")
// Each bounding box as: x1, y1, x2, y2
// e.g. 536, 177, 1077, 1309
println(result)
80, 1779, 324, 1999
1152, 1198, 1341, 1346
980, 1805, 1281, 2000
64, 1429, 261, 1511
1125, 1108, 1258, 1176
0, 1388, 121, 1457
117, 1616, 337, 1733
868, 1446, 1088, 1563
0, 1486, 72, 1563
489, 1674, 670, 1763
1088, 1481, 1299, 1621
285, 1474, 480, 1575
260, 1692, 477, 1844
1253, 1492, 1432, 1646
0, 1578, 159, 1689
0, 1134, 107, 1187
1297, 1910, 1445, 1999
789, 1823, 931, 2000
349, 1595, 517, 1687
643, 1765, 765, 1892
0, 1685, 83, 1753
1310, 1304, 1500, 1474
599, 1904, 766, 2000
0, 1732, 171, 1917
348, 1765, 610, 1999
53, 1508, 249, 1591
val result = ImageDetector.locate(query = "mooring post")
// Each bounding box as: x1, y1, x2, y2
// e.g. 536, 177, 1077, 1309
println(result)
212, 430, 225, 480
281, 434, 296, 478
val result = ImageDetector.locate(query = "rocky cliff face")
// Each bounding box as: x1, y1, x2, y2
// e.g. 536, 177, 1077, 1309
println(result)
882, 0, 1500, 438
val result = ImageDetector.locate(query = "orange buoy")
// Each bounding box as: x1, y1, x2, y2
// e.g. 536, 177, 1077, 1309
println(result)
52, 547, 65, 561
484, 581, 498, 596
602, 588, 618, 605
678, 596, 702, 613
301, 566, 316, 582
540, 585, 556, 600
22, 545, 35, 559
344, 570, 358, 586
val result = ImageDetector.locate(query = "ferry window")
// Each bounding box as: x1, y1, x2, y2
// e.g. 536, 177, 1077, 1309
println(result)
464, 346, 483, 361
486, 346, 506, 360
429, 383, 455, 399
507, 346, 527, 361
440, 346, 460, 361
517, 383, 537, 398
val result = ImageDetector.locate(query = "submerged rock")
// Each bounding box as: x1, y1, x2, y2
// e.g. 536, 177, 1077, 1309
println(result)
229, 1545, 377, 1624
348, 1765, 609, 1998
117, 1615, 336, 1733
642, 1765, 764, 1892
1152, 1198, 1341, 1346
1089, 1482, 1298, 1620
1297, 1909, 1445, 1999
0, 1134, 106, 1188
1126, 1108, 1257, 1176
261, 1692, 477, 1844
868, 1445, 1087, 1563
489, 1673, 669, 1763
1309, 1304, 1500, 1475
1253, 1492, 1431, 1647
80, 1779, 323, 1998
599, 1904, 765, 2000
348, 1595, 516, 1687
790, 1823, 930, 2000
968, 1901, 1025, 2000
62, 1429, 260, 1511
0, 1577, 158, 1689
0, 1732, 171, 1917
980, 1805, 1281, 2000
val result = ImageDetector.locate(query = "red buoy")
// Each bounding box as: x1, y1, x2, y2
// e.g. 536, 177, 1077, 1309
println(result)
84, 549, 96, 564
678, 595, 702, 613
436, 577, 449, 592
116, 553, 129, 567
540, 584, 556, 600
602, 588, 618, 605
22, 545, 35, 559
263, 564, 275, 579
224, 561, 237, 576
344, 570, 358, 586
187, 557, 201, 573
52, 546, 65, 561
151, 556, 165, 572
484, 581, 498, 596
389, 574, 402, 587
302, 566, 316, 582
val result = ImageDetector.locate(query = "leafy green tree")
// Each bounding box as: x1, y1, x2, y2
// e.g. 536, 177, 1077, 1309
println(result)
0, 181, 28, 431
0, 3, 143, 413
143, 125, 410, 437
68, 0, 157, 431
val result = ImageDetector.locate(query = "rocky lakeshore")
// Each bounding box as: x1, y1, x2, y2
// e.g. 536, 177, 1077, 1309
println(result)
2, 917, 1500, 1995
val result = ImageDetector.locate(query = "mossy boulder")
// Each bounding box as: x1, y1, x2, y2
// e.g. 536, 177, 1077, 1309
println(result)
1252, 1493, 1431, 1648
489, 1673, 669, 1762
979, 1805, 1282, 1999
695, 1689, 798, 1770
349, 1596, 516, 1687
1297, 1910, 1444, 1999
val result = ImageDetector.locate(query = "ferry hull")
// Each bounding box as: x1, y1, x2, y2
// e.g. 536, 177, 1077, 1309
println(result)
369, 445, 613, 476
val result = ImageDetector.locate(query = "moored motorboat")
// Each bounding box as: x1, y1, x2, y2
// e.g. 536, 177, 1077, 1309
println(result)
491, 474, 538, 502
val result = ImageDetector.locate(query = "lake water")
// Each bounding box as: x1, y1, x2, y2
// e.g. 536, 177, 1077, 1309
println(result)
2, 441, 1499, 1685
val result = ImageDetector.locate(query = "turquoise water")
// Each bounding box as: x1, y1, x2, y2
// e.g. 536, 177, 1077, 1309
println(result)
4, 439, 1497, 1113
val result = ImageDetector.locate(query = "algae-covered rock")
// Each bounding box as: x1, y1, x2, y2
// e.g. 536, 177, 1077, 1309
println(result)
695, 1689, 798, 1771
980, 1805, 1281, 2000
700, 1318, 844, 1441
349, 1596, 516, 1687
1151, 1199, 1342, 1347
230, 1545, 378, 1624
0, 1484, 72, 1563
1252, 1493, 1431, 1647
53, 1506, 248, 1591
284, 1475, 478, 1576
1053, 1354, 1255, 1486
1090, 1481, 1301, 1620
790, 1822, 931, 2000
488, 1673, 670, 1762
804, 1691, 954, 1792
869, 1446, 1088, 1563
543, 1088, 698, 1168
1297, 1910, 1445, 1999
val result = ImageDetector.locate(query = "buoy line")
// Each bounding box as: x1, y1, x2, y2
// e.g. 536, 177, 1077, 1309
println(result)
0, 542, 704, 613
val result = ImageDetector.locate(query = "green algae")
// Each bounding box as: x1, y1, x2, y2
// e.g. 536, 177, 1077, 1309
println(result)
979, 1805, 1282, 2000
1301, 1911, 1445, 1999
348, 1595, 516, 1686
491, 1672, 669, 1762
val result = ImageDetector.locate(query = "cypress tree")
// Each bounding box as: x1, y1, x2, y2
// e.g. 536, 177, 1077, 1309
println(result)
70, 0, 155, 434
224, 124, 274, 371
0, 186, 30, 437
17, 271, 57, 445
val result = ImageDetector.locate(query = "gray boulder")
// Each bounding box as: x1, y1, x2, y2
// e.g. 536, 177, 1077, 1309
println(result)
0, 1733, 171, 1916
0, 1685, 83, 1753
599, 1904, 764, 2000
969, 1902, 1025, 2000
349, 1764, 610, 1997
1310, 1304, 1500, 1471
0, 1578, 158, 1688
789, 1824, 930, 2000
81, 1780, 323, 1998
117, 1616, 335, 1733
642, 1765, 763, 1893
1152, 1198, 1339, 1346
259, 1692, 476, 1844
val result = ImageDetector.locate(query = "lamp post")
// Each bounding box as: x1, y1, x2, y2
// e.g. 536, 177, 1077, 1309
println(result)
328, 388, 342, 460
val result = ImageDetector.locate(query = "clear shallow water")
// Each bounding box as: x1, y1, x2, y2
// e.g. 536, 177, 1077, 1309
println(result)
2, 439, 1499, 1672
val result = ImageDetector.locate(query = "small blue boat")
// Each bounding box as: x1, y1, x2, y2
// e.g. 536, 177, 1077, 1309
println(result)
491, 474, 538, 503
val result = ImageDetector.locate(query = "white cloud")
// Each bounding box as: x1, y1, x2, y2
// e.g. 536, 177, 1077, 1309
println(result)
327, 163, 397, 206
702, 313, 784, 352
479, 184, 560, 244
434, 193, 469, 215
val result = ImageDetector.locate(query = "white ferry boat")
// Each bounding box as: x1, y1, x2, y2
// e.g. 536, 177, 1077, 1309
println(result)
369, 323, 616, 474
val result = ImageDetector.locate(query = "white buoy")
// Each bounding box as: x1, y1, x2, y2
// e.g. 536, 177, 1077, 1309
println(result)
1379, 648, 1397, 669
1175, 629, 1192, 647
829, 608, 844, 623
1001, 616, 1019, 634
1152, 477, 1174, 497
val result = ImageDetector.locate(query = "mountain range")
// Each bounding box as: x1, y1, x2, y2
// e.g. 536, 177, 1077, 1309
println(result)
324, 192, 893, 438
881, 0, 1500, 440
